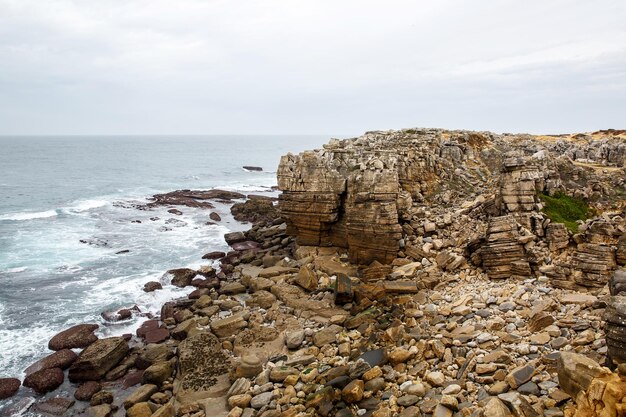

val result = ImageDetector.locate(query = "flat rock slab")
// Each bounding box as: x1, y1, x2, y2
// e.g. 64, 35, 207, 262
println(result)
176, 332, 230, 397
32, 397, 75, 416
69, 337, 129, 382
560, 293, 598, 305
383, 281, 418, 293
48, 323, 99, 350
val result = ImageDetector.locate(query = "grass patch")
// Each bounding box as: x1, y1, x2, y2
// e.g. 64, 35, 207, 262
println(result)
539, 192, 592, 233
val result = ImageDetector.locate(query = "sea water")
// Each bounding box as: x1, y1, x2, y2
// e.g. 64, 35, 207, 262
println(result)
0, 135, 326, 390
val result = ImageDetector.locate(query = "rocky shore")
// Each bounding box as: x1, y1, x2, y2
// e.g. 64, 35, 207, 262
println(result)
1, 127, 626, 417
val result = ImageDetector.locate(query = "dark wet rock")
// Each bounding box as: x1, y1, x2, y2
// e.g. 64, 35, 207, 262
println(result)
334, 273, 353, 304
224, 231, 246, 245
25, 349, 78, 376
243, 166, 263, 171
101, 307, 136, 322
202, 251, 226, 260
142, 189, 245, 210
167, 208, 183, 215
209, 212, 221, 221
32, 397, 75, 416
166, 268, 197, 287
143, 281, 162, 292
0, 377, 20, 400
358, 349, 387, 368
74, 381, 102, 401
231, 198, 278, 226
48, 323, 99, 351
23, 367, 64, 394
68, 337, 129, 382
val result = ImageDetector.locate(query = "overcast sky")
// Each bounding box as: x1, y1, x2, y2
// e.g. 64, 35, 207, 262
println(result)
0, 0, 625, 135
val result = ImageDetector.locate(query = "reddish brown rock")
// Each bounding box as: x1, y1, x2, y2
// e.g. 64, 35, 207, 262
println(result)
74, 381, 102, 401
48, 323, 99, 351
202, 251, 226, 260
0, 378, 20, 399
23, 367, 64, 394
32, 397, 75, 416
143, 281, 162, 292
25, 349, 78, 376
144, 328, 170, 344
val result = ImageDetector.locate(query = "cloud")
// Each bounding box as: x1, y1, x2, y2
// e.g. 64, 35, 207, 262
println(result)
0, 0, 625, 134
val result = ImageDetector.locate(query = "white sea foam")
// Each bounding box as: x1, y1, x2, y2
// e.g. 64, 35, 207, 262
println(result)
68, 198, 109, 212
4, 266, 28, 273
0, 210, 58, 221
0, 325, 58, 376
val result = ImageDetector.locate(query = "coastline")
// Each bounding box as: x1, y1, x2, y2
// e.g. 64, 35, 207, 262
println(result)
0, 128, 625, 417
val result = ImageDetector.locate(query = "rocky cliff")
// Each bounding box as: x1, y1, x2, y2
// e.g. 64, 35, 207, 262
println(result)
277, 128, 626, 290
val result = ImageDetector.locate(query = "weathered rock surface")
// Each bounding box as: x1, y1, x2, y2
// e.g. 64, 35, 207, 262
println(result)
48, 323, 99, 350
68, 337, 129, 381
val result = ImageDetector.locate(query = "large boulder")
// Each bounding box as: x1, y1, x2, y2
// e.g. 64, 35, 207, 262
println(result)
557, 352, 611, 397
23, 367, 64, 394
166, 268, 197, 287
48, 323, 99, 350
25, 349, 78, 375
69, 337, 129, 382
0, 378, 20, 399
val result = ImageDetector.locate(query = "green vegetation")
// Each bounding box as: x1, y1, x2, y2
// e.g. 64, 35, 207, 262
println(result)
539, 192, 592, 233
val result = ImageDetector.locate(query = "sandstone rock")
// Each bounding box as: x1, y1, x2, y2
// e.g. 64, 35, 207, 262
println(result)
143, 281, 162, 292
0, 378, 20, 399
177, 332, 230, 394
126, 402, 153, 417
123, 384, 158, 409
74, 381, 102, 401
294, 265, 318, 291
313, 324, 343, 347
48, 323, 99, 350
341, 379, 364, 403
210, 313, 247, 338
483, 397, 513, 417
25, 349, 77, 375
68, 337, 129, 381
23, 367, 64, 393
167, 268, 197, 287
224, 231, 246, 245
142, 361, 173, 385
557, 352, 611, 397
32, 397, 75, 416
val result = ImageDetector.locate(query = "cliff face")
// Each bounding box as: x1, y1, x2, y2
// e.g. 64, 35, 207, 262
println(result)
277, 128, 626, 289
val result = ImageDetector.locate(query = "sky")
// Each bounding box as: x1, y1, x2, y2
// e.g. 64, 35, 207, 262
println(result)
0, 0, 625, 135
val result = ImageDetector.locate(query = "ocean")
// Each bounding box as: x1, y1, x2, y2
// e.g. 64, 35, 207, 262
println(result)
0, 135, 327, 396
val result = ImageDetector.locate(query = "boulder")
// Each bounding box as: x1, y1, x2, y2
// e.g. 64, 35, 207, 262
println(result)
203, 251, 226, 260
224, 231, 246, 245
123, 384, 158, 409
23, 367, 64, 394
74, 381, 102, 401
294, 265, 318, 292
48, 323, 99, 350
142, 361, 174, 385
167, 268, 197, 287
68, 337, 129, 381
143, 281, 162, 292
0, 378, 20, 399
25, 349, 78, 375
557, 352, 611, 397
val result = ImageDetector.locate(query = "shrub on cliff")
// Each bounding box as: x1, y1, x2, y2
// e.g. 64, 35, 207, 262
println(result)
539, 192, 592, 233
